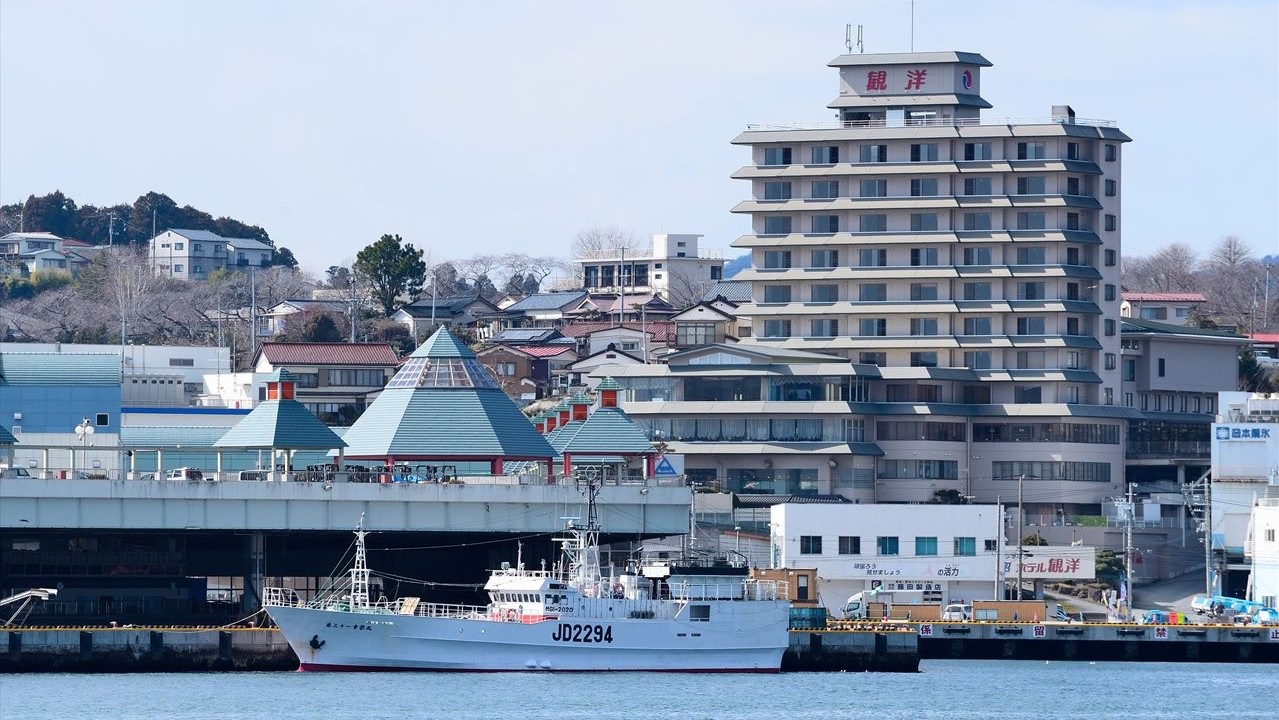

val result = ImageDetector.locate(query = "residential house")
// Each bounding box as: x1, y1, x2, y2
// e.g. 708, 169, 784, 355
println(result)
149, 229, 273, 280
1120, 292, 1207, 327
391, 294, 503, 341
477, 343, 578, 400
262, 299, 351, 337
564, 346, 644, 390
502, 291, 592, 328
252, 342, 400, 426
669, 302, 738, 350
0, 231, 93, 276
558, 320, 676, 360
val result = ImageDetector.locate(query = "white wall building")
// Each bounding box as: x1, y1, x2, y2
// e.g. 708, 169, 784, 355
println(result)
1248, 498, 1279, 609
1211, 391, 1279, 598
578, 234, 725, 304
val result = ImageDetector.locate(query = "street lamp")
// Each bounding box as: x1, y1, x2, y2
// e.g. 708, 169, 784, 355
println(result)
74, 417, 94, 478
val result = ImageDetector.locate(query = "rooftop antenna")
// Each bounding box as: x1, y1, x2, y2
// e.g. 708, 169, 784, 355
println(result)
845, 23, 864, 54
910, 1, 915, 52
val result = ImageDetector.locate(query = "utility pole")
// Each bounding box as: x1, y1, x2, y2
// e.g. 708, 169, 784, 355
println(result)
1016, 473, 1025, 600
1204, 475, 1214, 597
107, 212, 116, 246
250, 269, 258, 360
1125, 482, 1137, 618
349, 277, 358, 343
995, 496, 1003, 600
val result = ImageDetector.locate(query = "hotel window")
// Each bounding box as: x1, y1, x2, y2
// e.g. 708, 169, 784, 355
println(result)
762, 285, 792, 303
962, 247, 992, 265
1122, 358, 1136, 381
860, 144, 888, 163
810, 284, 838, 302
859, 214, 888, 232
1015, 247, 1045, 265
838, 536, 861, 555
1105, 144, 1117, 161
763, 181, 791, 200
910, 351, 938, 367
859, 351, 886, 365
963, 282, 991, 301
858, 248, 888, 267
1014, 385, 1042, 403
1066, 142, 1080, 160
1105, 353, 1117, 370
811, 146, 839, 164
953, 537, 977, 556
762, 319, 792, 338
1105, 319, 1116, 336
910, 318, 938, 335
1158, 358, 1166, 377
963, 317, 991, 335
1125, 392, 1134, 407
915, 537, 938, 556
963, 177, 992, 195
762, 250, 791, 269
763, 147, 792, 166
1066, 350, 1081, 369
910, 178, 939, 196
910, 143, 939, 161
810, 215, 839, 234
1016, 211, 1046, 230
811, 249, 838, 268
1105, 284, 1116, 301
1105, 214, 1117, 232
811, 180, 839, 199
876, 536, 900, 556
1066, 317, 1082, 335
910, 213, 938, 231
1105, 387, 1114, 405
1016, 281, 1046, 300
965, 351, 992, 369
1066, 178, 1081, 196
859, 318, 887, 337
963, 212, 992, 231
859, 283, 887, 302
1105, 179, 1117, 196
860, 178, 888, 197
963, 142, 992, 160
1016, 176, 1046, 195
1016, 141, 1046, 160
1105, 249, 1117, 267
1016, 317, 1045, 335
762, 216, 792, 235
910, 247, 938, 266
910, 283, 939, 301
810, 318, 838, 337
799, 535, 822, 554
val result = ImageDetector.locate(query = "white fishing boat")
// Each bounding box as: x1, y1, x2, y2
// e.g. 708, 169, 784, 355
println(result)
263, 482, 790, 672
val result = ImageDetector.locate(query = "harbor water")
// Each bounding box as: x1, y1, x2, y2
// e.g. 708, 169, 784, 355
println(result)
2, 659, 1276, 719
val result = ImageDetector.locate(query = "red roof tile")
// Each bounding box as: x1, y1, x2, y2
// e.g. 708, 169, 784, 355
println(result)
517, 345, 577, 358
559, 321, 676, 342
259, 342, 400, 366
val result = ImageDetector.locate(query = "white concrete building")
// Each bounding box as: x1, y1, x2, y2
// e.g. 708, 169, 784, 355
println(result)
149, 229, 273, 280
1211, 392, 1279, 598
1247, 498, 1279, 609
578, 234, 725, 305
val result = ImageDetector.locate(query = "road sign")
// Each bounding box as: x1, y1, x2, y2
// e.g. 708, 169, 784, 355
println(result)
653, 453, 683, 477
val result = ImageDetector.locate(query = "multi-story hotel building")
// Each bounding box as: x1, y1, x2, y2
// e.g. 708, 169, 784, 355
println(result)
726, 50, 1132, 512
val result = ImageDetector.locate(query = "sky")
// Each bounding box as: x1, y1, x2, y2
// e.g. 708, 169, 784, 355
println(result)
1, 0, 1277, 279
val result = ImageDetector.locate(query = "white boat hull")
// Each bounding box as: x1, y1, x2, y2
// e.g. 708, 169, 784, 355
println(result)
268, 603, 789, 672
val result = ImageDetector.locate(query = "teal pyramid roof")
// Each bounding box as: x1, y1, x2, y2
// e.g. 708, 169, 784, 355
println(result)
339, 327, 556, 461
0, 425, 17, 444
214, 399, 347, 450
558, 407, 654, 455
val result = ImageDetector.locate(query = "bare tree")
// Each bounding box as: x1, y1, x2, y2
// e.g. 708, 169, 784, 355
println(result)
1199, 236, 1262, 332
1121, 243, 1198, 292
572, 225, 642, 260
664, 270, 715, 310
502, 253, 565, 292
79, 247, 156, 344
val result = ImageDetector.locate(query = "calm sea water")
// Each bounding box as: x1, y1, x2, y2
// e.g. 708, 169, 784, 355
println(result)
2, 660, 1275, 719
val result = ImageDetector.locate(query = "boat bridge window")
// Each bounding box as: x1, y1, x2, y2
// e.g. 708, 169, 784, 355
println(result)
691, 605, 711, 622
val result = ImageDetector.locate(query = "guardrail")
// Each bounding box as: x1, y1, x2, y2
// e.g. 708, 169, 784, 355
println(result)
744, 115, 1118, 131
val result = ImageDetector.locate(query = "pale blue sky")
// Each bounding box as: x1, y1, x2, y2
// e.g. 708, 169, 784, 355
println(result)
2, 0, 1276, 277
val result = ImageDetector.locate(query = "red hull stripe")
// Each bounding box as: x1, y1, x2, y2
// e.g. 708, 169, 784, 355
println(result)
298, 662, 779, 674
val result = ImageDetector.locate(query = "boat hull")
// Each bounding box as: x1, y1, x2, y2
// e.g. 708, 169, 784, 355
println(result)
268, 603, 789, 672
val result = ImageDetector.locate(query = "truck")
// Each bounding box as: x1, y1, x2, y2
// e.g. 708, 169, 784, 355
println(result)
971, 600, 1050, 622
842, 590, 936, 620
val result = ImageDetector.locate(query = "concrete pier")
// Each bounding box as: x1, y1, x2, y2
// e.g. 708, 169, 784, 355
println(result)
784, 628, 920, 672
1, 627, 296, 673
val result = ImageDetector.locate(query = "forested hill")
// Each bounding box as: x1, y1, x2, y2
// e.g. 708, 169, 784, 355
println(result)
0, 191, 271, 247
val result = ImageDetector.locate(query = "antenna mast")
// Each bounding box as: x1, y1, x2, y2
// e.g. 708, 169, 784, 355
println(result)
845, 23, 864, 54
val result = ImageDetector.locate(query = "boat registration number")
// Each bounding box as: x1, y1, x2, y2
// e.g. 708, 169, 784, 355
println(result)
550, 623, 614, 644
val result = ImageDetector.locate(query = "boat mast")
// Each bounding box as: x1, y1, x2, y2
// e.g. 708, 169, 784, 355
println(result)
350, 514, 370, 610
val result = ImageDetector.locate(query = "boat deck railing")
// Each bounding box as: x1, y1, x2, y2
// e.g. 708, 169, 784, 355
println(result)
668, 580, 789, 602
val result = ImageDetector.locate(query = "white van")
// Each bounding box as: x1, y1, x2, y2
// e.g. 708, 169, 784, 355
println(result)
166, 467, 207, 481
0, 467, 33, 479
941, 603, 972, 621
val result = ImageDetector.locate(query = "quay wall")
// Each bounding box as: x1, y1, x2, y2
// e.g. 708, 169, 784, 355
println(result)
784, 629, 920, 672
1, 627, 296, 673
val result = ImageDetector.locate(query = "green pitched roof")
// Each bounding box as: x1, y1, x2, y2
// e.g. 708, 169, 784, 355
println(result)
0, 426, 17, 444
597, 377, 621, 391
214, 399, 347, 450
339, 327, 555, 461
0, 352, 121, 385
558, 407, 654, 455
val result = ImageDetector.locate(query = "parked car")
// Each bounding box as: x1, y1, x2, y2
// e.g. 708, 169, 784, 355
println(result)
1, 467, 33, 479
941, 603, 971, 621
166, 467, 207, 481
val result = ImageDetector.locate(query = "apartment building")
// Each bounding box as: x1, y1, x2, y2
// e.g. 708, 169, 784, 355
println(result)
578, 234, 725, 304
1210, 392, 1279, 599
149, 229, 273, 280
728, 50, 1131, 512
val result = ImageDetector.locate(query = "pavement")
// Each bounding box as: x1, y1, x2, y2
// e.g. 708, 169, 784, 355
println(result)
1045, 569, 1211, 622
